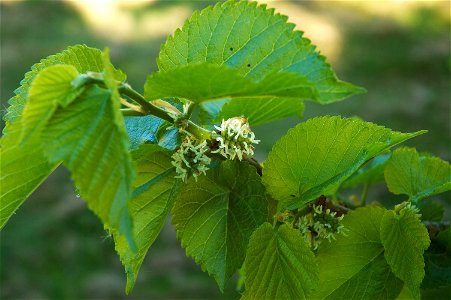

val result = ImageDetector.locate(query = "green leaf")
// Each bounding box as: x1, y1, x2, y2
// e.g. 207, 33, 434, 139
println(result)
0, 126, 58, 229
341, 153, 391, 188
1, 44, 124, 229
125, 116, 164, 149
145, 63, 316, 103
102, 48, 126, 127
130, 143, 169, 161
242, 223, 318, 300
198, 97, 304, 128
1, 65, 81, 229
114, 149, 178, 294
198, 100, 229, 127
214, 98, 304, 127
384, 147, 451, 202
198, 99, 304, 129
262, 116, 425, 210
436, 228, 451, 250
381, 208, 430, 295
423, 252, 451, 290
40, 84, 136, 242
396, 286, 416, 300
15, 49, 136, 243
417, 200, 444, 222
4, 44, 125, 125
124, 115, 180, 151
20, 64, 83, 143
313, 206, 404, 300
171, 160, 267, 291
157, 0, 365, 104
422, 228, 451, 289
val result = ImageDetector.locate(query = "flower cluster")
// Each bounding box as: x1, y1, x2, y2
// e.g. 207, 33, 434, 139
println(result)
171, 136, 211, 182
395, 202, 421, 218
211, 117, 260, 160
299, 204, 346, 250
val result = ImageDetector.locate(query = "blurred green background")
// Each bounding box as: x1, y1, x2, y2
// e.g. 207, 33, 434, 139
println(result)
0, 0, 449, 299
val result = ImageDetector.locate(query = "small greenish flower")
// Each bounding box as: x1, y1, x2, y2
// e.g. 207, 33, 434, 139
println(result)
211, 117, 260, 160
299, 215, 312, 238
312, 205, 346, 240
171, 136, 211, 182
298, 204, 346, 250
395, 202, 421, 218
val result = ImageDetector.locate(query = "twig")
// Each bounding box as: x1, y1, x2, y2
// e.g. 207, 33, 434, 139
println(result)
117, 84, 174, 123
120, 98, 146, 114
244, 157, 262, 176
120, 108, 145, 116
316, 195, 350, 216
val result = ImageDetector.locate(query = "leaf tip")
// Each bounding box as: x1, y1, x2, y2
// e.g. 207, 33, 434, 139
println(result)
414, 129, 428, 136
354, 85, 368, 95
344, 81, 367, 97
124, 266, 136, 295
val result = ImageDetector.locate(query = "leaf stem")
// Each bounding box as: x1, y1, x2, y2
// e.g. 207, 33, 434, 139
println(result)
185, 101, 196, 118
152, 100, 181, 116
118, 84, 211, 140
118, 84, 174, 123
244, 157, 263, 176
186, 121, 211, 140
120, 108, 145, 116
74, 72, 213, 142
120, 98, 146, 114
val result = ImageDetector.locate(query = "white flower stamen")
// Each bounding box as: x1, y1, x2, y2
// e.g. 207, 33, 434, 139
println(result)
211, 117, 260, 160
298, 204, 347, 250
171, 136, 211, 182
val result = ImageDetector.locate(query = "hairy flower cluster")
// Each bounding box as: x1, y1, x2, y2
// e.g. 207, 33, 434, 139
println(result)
171, 136, 211, 182
299, 204, 346, 250
395, 202, 421, 218
211, 117, 260, 160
